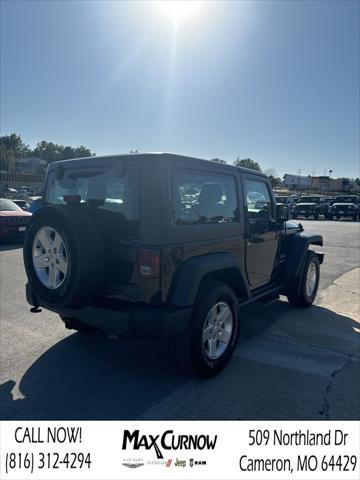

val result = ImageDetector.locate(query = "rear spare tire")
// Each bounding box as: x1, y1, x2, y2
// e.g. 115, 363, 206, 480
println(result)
23, 206, 103, 308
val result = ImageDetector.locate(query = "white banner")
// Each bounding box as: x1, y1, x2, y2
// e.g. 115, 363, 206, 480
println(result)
0, 421, 359, 480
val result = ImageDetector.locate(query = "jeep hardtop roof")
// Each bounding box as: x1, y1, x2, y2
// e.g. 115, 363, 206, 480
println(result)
46, 152, 268, 178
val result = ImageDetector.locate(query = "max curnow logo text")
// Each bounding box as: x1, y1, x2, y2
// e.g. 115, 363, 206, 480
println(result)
122, 430, 218, 459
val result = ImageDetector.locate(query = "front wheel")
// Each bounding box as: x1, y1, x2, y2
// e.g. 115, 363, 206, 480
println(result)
172, 281, 240, 377
287, 251, 320, 307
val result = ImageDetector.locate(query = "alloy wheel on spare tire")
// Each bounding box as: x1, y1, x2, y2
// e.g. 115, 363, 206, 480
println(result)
23, 206, 104, 308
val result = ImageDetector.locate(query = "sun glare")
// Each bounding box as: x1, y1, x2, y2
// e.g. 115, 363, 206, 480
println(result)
155, 1, 203, 22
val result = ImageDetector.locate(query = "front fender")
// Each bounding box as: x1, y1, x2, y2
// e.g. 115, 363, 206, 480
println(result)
283, 232, 323, 281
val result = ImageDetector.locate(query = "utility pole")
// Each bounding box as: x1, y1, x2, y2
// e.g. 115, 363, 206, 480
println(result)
328, 169, 333, 195
298, 169, 302, 193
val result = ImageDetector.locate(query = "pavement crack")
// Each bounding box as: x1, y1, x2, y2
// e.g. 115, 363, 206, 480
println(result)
318, 355, 353, 419
258, 331, 360, 361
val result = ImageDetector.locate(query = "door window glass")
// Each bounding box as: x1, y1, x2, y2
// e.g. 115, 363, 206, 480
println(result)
245, 179, 273, 219
172, 169, 239, 225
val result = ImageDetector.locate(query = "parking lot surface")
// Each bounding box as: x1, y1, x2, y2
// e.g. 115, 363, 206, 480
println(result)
0, 220, 359, 420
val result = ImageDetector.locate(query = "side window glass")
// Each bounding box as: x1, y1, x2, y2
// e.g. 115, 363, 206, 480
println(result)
172, 169, 239, 225
245, 179, 273, 219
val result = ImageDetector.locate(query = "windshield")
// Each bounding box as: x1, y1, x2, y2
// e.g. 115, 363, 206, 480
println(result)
300, 197, 320, 203
335, 196, 357, 203
0, 199, 22, 212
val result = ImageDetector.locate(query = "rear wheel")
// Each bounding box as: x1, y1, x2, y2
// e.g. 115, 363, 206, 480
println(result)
287, 251, 320, 307
172, 281, 240, 377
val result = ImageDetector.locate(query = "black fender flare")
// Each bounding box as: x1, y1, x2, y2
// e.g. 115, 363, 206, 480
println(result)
168, 253, 249, 307
283, 232, 323, 291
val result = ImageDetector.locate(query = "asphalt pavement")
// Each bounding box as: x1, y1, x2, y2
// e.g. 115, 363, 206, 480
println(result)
0, 220, 359, 420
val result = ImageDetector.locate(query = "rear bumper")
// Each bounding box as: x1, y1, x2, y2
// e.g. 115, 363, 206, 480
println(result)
26, 283, 192, 338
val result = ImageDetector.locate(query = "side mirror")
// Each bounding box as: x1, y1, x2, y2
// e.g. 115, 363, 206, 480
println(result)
276, 204, 290, 222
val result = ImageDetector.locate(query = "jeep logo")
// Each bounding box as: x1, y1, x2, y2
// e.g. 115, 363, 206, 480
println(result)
122, 430, 217, 459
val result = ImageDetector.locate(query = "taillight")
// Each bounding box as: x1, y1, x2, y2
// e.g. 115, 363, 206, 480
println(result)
63, 195, 81, 204
138, 249, 160, 278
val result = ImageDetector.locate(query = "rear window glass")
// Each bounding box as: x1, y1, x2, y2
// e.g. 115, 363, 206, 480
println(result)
172, 169, 239, 225
45, 165, 139, 222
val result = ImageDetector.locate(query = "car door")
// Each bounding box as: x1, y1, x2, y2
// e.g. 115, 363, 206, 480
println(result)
243, 175, 279, 289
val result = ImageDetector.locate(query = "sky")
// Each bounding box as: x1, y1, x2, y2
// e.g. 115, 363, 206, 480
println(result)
0, 0, 359, 178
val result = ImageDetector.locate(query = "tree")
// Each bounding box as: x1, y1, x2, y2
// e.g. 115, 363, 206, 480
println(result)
65, 145, 92, 159
211, 158, 226, 164
263, 167, 277, 178
263, 168, 282, 187
268, 175, 282, 188
0, 133, 94, 171
0, 144, 16, 172
32, 141, 64, 164
354, 178, 360, 187
0, 133, 31, 171
233, 158, 261, 171
33, 141, 93, 163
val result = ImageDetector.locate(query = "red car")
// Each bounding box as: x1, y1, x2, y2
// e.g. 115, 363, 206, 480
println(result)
0, 198, 32, 241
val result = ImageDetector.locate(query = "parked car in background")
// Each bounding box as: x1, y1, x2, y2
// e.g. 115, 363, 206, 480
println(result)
27, 197, 43, 214
20, 186, 34, 195
0, 198, 32, 241
292, 195, 330, 220
275, 196, 289, 204
274, 195, 297, 213
328, 195, 359, 221
300, 195, 330, 218
12, 199, 30, 211
1, 187, 18, 195
292, 200, 320, 220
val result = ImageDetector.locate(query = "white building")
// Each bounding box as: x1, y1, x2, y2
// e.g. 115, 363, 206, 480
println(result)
283, 173, 312, 190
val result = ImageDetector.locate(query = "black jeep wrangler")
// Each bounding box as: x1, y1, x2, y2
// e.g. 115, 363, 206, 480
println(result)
292, 195, 329, 220
328, 195, 359, 221
23, 153, 324, 377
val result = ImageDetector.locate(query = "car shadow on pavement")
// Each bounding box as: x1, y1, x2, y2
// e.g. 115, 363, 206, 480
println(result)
0, 331, 189, 420
0, 242, 23, 252
0, 300, 359, 420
